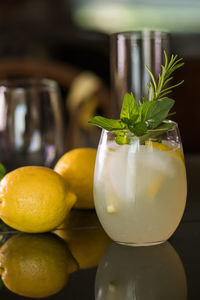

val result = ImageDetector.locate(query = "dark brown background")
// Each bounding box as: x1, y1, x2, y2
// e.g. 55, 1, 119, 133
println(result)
0, 0, 199, 153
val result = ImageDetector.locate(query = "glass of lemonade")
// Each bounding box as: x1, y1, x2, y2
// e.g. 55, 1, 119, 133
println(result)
94, 121, 187, 246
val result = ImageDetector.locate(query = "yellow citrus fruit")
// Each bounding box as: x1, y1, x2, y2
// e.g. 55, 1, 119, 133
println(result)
55, 210, 111, 269
54, 148, 97, 209
0, 233, 78, 298
0, 166, 77, 233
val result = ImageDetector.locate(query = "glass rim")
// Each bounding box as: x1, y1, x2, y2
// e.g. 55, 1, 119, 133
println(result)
0, 78, 59, 91
110, 30, 170, 41
102, 120, 178, 135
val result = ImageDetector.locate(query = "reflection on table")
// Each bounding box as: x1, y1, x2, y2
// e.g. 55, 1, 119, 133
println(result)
0, 233, 78, 298
0, 210, 111, 298
95, 242, 187, 300
55, 210, 111, 269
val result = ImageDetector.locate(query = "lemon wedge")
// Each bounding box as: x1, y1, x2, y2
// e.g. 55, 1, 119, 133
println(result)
107, 203, 117, 214
145, 141, 184, 198
148, 175, 165, 198
145, 141, 184, 164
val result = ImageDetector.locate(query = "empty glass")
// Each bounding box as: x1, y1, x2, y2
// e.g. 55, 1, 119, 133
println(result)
0, 78, 65, 170
110, 30, 170, 115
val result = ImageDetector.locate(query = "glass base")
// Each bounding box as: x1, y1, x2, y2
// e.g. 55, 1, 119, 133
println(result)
117, 240, 166, 247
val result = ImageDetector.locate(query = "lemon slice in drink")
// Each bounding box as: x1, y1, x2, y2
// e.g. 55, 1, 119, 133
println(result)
106, 175, 119, 214
105, 143, 122, 214
105, 140, 185, 212
145, 141, 185, 164
145, 141, 185, 198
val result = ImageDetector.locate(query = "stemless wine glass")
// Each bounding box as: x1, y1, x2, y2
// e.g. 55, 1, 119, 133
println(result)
0, 78, 65, 170
94, 121, 187, 246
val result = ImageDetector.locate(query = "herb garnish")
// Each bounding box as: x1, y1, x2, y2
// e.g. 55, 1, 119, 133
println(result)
88, 52, 184, 145
0, 163, 6, 180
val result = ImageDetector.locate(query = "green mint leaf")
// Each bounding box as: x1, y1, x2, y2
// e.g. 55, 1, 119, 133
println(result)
139, 121, 176, 144
139, 98, 175, 129
120, 93, 139, 125
0, 163, 6, 180
88, 116, 125, 131
129, 122, 148, 136
115, 135, 129, 145
114, 130, 130, 145
147, 121, 175, 134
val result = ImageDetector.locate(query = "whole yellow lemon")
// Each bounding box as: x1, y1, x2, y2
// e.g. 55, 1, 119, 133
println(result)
55, 210, 111, 269
0, 233, 78, 298
0, 166, 77, 233
54, 148, 96, 209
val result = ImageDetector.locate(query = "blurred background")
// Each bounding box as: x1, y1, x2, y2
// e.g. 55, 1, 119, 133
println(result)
0, 0, 199, 155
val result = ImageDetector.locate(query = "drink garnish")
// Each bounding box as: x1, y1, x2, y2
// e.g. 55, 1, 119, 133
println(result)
88, 52, 184, 145
0, 163, 6, 180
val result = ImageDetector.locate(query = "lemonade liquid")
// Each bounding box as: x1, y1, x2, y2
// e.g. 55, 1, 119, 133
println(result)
94, 140, 187, 245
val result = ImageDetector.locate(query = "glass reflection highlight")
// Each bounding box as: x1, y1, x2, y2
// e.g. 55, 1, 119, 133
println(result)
95, 242, 187, 300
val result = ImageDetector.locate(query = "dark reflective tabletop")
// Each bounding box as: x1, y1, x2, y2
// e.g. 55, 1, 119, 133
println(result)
0, 154, 199, 299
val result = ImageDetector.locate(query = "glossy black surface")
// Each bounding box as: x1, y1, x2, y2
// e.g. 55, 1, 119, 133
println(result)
0, 154, 199, 299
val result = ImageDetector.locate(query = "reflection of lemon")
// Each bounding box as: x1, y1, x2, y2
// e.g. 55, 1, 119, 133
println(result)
55, 210, 111, 269
0, 166, 77, 233
0, 233, 78, 298
54, 148, 96, 209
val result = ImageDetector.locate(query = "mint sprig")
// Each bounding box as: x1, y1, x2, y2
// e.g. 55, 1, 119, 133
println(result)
88, 52, 184, 144
0, 163, 6, 180
87, 116, 125, 131
120, 93, 139, 125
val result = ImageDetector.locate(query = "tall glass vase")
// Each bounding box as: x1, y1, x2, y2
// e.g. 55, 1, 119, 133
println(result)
110, 30, 170, 116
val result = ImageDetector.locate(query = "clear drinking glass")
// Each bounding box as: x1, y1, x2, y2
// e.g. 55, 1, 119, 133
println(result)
94, 121, 187, 246
0, 78, 65, 170
110, 30, 170, 116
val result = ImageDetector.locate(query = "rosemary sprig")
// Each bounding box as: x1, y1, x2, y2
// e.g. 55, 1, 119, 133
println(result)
146, 51, 184, 101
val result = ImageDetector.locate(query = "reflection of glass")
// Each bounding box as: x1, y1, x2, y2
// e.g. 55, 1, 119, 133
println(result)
94, 122, 187, 246
55, 210, 111, 269
0, 78, 65, 170
110, 31, 169, 116
95, 242, 187, 300
0, 233, 78, 298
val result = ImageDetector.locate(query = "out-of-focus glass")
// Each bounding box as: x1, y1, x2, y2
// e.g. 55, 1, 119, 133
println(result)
95, 241, 187, 300
110, 30, 170, 115
0, 78, 65, 170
